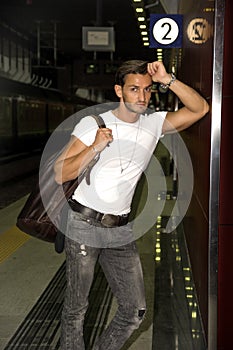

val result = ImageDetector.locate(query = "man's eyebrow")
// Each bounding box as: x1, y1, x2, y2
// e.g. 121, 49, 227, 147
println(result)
125, 83, 153, 88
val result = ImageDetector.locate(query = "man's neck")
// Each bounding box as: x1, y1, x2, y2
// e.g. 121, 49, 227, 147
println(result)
112, 108, 139, 123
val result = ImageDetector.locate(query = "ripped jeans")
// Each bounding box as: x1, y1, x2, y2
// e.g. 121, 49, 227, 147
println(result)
60, 211, 146, 350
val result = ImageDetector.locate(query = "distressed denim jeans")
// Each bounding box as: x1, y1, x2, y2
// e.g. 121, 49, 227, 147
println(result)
60, 210, 146, 350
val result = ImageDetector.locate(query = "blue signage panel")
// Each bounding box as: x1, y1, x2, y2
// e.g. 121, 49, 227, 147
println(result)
150, 14, 183, 48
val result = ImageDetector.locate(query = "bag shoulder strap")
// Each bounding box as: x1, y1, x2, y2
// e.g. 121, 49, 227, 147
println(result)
91, 114, 106, 128
82, 114, 106, 185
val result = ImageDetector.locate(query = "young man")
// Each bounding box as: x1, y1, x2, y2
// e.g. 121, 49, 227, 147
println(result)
54, 60, 209, 350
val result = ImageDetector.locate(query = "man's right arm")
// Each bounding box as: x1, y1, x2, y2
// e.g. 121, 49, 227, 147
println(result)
54, 127, 113, 184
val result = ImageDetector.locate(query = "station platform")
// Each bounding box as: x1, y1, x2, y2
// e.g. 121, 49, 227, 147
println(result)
0, 150, 207, 350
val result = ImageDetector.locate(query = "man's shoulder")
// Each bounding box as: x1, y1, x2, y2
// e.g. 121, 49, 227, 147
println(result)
141, 110, 167, 123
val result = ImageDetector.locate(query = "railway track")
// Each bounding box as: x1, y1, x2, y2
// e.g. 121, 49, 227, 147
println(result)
0, 152, 41, 209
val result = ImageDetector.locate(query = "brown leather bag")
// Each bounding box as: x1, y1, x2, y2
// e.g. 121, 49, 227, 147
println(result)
16, 115, 105, 252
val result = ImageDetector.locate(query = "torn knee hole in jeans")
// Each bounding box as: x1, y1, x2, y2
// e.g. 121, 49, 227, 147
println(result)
138, 308, 146, 320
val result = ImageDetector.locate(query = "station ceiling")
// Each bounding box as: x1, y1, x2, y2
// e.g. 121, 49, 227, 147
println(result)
0, 0, 169, 63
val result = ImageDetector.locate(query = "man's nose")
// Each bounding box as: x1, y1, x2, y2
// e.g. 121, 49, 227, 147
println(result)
138, 89, 146, 101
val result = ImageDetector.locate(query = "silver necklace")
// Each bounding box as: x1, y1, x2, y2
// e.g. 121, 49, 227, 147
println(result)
114, 116, 141, 173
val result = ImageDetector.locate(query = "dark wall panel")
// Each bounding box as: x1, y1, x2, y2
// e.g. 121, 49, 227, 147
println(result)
219, 0, 233, 225
219, 98, 233, 224
179, 0, 213, 338
218, 226, 233, 348
218, 0, 233, 347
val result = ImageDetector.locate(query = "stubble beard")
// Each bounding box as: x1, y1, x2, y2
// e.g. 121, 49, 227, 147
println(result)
123, 100, 148, 115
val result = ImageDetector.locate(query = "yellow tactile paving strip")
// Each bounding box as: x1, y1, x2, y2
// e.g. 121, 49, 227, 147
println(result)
0, 226, 30, 263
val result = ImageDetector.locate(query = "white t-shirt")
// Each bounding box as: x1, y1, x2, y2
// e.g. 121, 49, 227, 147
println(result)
71, 110, 167, 215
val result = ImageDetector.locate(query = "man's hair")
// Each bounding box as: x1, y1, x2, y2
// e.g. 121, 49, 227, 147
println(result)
115, 60, 148, 86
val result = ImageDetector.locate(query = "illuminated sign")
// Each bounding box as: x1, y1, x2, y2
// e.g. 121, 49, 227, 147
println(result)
186, 18, 213, 44
150, 14, 183, 48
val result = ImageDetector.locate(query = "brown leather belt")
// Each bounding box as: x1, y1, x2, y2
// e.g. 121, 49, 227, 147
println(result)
68, 199, 129, 227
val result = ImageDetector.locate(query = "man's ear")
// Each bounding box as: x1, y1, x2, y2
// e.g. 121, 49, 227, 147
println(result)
114, 84, 123, 98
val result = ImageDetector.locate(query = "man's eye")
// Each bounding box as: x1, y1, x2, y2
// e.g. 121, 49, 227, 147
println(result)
145, 87, 152, 92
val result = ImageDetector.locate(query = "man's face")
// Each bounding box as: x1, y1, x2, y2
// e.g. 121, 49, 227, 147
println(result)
115, 73, 153, 114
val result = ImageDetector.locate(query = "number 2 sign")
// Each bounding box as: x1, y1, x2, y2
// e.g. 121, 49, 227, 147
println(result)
150, 14, 183, 48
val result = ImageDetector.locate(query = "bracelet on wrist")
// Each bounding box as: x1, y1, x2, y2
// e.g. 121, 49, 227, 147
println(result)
159, 73, 176, 92
91, 145, 99, 154
91, 145, 100, 160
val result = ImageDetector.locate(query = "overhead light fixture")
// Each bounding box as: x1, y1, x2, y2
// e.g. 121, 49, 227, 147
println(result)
157, 48, 163, 61
132, 0, 150, 47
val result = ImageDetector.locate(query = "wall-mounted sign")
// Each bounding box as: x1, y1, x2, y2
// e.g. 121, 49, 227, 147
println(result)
186, 18, 213, 44
82, 27, 115, 52
150, 14, 183, 48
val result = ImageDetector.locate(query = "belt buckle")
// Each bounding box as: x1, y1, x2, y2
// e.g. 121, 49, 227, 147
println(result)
101, 214, 119, 228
